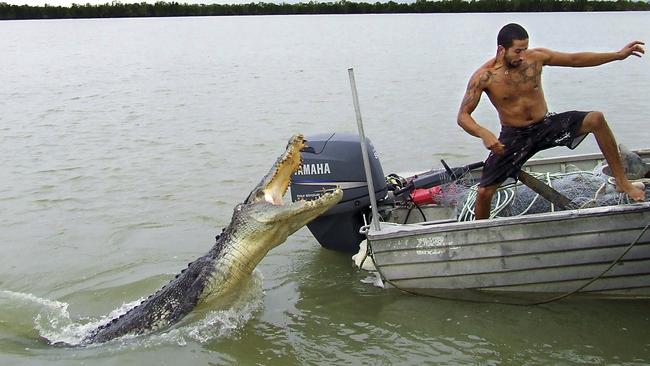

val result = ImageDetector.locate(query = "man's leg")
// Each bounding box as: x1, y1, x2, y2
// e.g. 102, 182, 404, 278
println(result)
475, 184, 500, 220
578, 111, 645, 201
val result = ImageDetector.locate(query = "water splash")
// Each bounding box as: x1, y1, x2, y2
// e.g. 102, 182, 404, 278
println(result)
33, 295, 145, 347
1, 270, 265, 348
138, 271, 265, 348
0, 289, 76, 343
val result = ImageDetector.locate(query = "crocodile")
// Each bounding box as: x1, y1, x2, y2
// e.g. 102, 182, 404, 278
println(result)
79, 134, 342, 345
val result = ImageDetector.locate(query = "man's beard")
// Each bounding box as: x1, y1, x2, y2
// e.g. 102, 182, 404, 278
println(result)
505, 56, 522, 69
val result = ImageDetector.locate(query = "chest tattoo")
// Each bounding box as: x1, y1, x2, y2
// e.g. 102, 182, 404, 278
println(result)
506, 61, 541, 88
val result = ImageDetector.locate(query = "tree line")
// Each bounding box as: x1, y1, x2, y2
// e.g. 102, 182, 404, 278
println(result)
1, 0, 649, 20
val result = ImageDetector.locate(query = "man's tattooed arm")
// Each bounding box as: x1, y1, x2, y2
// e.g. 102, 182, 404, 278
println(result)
460, 70, 492, 112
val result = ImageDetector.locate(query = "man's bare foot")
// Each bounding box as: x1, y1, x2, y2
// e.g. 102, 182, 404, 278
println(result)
616, 180, 646, 201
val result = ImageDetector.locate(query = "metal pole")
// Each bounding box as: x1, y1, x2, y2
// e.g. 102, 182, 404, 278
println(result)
348, 68, 381, 232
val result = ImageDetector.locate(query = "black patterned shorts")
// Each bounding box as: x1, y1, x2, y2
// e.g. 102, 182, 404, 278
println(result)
479, 110, 590, 187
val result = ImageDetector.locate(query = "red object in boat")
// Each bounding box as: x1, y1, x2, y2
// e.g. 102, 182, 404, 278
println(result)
410, 186, 442, 206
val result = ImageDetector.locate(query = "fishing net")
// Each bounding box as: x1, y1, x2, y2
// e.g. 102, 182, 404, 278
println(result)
430, 163, 650, 221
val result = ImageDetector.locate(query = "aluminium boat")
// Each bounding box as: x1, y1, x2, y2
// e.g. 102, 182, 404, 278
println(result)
290, 133, 650, 300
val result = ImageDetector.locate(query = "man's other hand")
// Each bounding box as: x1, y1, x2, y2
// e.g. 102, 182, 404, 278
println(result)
618, 41, 645, 60
482, 132, 505, 155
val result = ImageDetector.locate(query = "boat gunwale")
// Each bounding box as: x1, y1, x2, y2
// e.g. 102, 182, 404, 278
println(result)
522, 148, 650, 168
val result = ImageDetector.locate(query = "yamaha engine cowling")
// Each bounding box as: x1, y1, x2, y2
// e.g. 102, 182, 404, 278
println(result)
290, 132, 387, 252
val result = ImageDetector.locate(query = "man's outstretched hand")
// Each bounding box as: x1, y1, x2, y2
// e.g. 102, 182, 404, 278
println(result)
618, 41, 645, 60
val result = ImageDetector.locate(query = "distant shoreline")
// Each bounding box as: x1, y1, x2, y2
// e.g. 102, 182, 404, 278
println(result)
1, 0, 649, 20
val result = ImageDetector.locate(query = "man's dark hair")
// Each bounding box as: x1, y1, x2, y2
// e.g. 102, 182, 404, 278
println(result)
497, 23, 529, 49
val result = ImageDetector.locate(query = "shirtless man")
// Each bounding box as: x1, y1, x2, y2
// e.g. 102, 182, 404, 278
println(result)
457, 23, 646, 220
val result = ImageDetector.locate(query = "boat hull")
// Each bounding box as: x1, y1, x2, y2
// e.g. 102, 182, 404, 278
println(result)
367, 143, 650, 299
369, 203, 650, 297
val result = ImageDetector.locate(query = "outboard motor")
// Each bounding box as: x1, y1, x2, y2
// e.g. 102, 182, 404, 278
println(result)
290, 132, 387, 252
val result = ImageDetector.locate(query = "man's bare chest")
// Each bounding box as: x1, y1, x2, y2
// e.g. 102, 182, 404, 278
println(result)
487, 61, 543, 98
